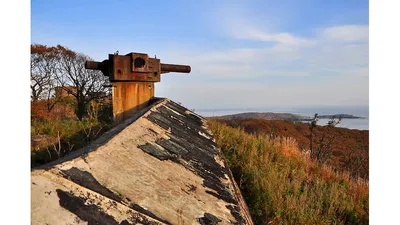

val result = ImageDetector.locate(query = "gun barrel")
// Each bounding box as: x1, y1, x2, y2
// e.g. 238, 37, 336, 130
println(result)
85, 60, 191, 74
85, 61, 102, 70
161, 63, 191, 73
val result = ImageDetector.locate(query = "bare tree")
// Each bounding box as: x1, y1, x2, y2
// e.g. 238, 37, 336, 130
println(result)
45, 78, 63, 113
55, 45, 107, 120
308, 113, 318, 156
308, 114, 342, 163
31, 44, 65, 113
313, 117, 342, 163
30, 44, 58, 103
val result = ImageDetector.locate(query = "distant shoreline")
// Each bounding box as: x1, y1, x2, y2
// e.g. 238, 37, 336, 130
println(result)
208, 112, 366, 121
302, 114, 366, 121
316, 114, 366, 119
207, 111, 368, 130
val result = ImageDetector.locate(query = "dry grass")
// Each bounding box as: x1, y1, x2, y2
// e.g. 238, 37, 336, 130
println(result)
208, 119, 368, 225
31, 100, 114, 166
220, 118, 369, 179
31, 117, 113, 166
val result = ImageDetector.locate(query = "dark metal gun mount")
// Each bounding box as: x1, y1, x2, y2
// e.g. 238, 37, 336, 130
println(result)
84, 52, 191, 123
85, 52, 191, 82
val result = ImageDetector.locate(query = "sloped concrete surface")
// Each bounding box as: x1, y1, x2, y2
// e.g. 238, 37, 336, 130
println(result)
31, 99, 253, 225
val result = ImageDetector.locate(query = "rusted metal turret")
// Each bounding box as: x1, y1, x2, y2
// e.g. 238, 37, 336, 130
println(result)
85, 52, 191, 122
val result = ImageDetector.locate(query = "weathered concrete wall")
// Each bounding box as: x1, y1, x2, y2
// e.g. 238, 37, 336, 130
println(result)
31, 99, 253, 225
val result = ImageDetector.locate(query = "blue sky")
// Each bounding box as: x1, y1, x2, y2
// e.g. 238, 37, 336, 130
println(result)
31, 0, 369, 110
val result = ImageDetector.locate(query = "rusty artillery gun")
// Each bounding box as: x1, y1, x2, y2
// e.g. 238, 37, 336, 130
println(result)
85, 52, 191, 122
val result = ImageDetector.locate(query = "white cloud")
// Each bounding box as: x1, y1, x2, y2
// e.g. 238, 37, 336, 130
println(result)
320, 25, 369, 42
161, 31, 368, 79
155, 11, 369, 108
229, 27, 315, 46
204, 9, 369, 79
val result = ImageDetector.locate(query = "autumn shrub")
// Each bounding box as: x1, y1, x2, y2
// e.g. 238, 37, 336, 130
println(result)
31, 97, 76, 120
208, 119, 368, 225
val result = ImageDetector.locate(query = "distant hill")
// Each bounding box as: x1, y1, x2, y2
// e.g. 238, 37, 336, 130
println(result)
318, 114, 366, 119
209, 112, 365, 121
210, 112, 310, 121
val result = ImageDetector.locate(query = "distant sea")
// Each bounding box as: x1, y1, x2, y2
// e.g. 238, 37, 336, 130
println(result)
196, 106, 369, 130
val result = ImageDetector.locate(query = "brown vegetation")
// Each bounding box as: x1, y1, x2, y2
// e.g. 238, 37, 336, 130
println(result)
208, 120, 368, 224
218, 118, 369, 179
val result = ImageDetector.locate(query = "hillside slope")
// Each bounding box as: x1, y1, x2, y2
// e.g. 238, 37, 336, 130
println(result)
208, 120, 368, 225
218, 119, 369, 179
